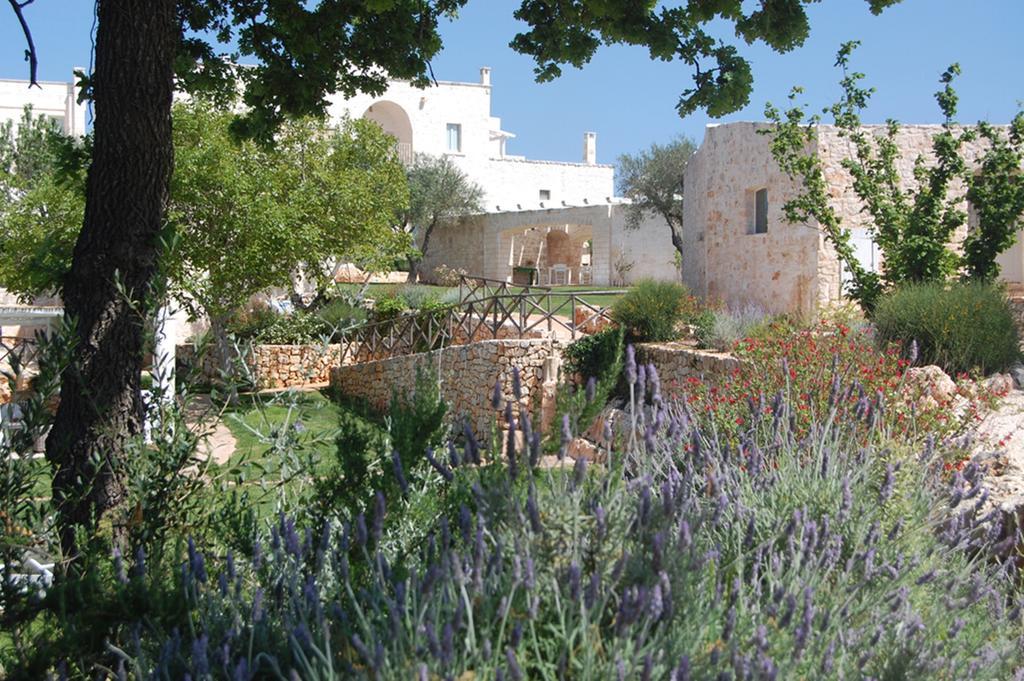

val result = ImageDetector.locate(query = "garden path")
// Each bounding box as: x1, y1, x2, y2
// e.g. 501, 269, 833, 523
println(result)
184, 395, 237, 466
973, 390, 1024, 517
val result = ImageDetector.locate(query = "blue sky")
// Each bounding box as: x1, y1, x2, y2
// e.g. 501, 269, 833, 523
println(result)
2, 1, 1021, 171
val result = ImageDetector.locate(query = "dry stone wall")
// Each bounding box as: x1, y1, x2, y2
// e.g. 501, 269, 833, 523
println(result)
330, 339, 563, 436
177, 344, 342, 390
637, 342, 744, 397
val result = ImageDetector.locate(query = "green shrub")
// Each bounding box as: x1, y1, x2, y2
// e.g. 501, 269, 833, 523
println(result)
563, 326, 624, 381
315, 296, 367, 331
873, 281, 1020, 375
611, 279, 695, 342
695, 303, 770, 351
371, 294, 408, 320
224, 300, 278, 339
548, 326, 625, 451
254, 310, 332, 344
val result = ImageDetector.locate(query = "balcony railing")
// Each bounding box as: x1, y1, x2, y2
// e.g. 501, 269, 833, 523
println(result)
394, 142, 414, 166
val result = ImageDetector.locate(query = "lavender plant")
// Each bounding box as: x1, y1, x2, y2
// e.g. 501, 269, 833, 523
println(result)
101, 351, 1023, 679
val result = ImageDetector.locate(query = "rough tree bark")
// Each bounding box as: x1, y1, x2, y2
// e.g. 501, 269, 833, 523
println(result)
45, 0, 178, 559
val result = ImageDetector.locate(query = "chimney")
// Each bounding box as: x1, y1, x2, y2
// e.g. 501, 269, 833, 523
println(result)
583, 132, 597, 165
480, 67, 491, 86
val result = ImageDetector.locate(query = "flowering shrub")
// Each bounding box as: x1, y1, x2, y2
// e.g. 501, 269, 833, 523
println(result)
670, 320, 1005, 457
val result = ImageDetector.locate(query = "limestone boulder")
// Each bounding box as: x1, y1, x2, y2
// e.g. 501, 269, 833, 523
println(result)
904, 365, 956, 403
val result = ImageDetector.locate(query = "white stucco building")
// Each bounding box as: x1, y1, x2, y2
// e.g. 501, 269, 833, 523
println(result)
328, 67, 615, 212
329, 68, 682, 287
0, 72, 86, 137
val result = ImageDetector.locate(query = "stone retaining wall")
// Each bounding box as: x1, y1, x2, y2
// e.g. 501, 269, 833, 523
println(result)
177, 343, 342, 390
637, 342, 744, 396
330, 338, 563, 436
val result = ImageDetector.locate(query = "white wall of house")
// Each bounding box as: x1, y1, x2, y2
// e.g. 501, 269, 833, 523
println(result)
327, 68, 615, 212
0, 73, 86, 137
419, 203, 678, 287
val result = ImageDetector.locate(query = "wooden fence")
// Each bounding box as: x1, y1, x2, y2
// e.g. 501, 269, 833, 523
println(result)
339, 275, 618, 364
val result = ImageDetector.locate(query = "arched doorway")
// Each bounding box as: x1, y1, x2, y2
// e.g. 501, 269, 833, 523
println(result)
362, 101, 413, 163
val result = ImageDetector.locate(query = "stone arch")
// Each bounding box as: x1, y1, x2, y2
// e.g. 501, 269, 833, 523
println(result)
362, 100, 413, 160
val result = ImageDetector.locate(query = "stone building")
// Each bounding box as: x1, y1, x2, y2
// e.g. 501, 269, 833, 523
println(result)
681, 122, 1015, 316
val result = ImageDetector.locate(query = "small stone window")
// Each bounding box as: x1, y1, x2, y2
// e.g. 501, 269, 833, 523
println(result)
539, 189, 551, 201
747, 187, 769, 234
446, 123, 462, 152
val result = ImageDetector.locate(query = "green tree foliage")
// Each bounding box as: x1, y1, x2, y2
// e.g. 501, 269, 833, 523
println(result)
0, 107, 85, 300
0, 103, 411, 318
617, 136, 697, 268
962, 116, 1024, 281
511, 0, 901, 117
766, 42, 1024, 312
167, 103, 410, 319
402, 153, 483, 281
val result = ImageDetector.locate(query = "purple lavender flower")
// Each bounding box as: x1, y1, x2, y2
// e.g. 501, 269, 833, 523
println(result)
567, 563, 582, 601
648, 363, 661, 402
251, 588, 264, 622
351, 633, 372, 665
425, 447, 454, 482
506, 648, 523, 681
392, 449, 409, 495
527, 487, 543, 533
191, 633, 209, 676
625, 344, 637, 386
187, 537, 207, 584
572, 456, 587, 489
637, 364, 647, 403
464, 419, 481, 465
585, 376, 597, 403
354, 513, 368, 548
512, 367, 522, 401
879, 464, 895, 503
641, 654, 653, 681
673, 655, 690, 681
909, 338, 919, 365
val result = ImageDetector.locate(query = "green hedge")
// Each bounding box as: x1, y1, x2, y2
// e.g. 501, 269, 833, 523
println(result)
873, 281, 1020, 375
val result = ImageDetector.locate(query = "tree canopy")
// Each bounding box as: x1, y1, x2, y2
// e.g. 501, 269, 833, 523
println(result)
403, 154, 484, 280
0, 103, 411, 318
617, 136, 698, 268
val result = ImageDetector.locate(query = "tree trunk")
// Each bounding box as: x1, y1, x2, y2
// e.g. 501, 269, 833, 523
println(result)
408, 218, 439, 283
45, 0, 178, 560
669, 220, 685, 282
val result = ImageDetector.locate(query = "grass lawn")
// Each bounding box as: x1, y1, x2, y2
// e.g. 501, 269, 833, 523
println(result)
507, 285, 628, 313
220, 389, 346, 474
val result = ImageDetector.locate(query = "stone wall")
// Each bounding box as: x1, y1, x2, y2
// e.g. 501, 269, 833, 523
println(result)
683, 121, 1003, 316
330, 339, 563, 436
177, 343, 342, 390
636, 342, 745, 397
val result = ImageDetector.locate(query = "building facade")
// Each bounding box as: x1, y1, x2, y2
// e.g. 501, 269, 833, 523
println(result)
681, 121, 1013, 316
0, 72, 87, 137
327, 68, 615, 213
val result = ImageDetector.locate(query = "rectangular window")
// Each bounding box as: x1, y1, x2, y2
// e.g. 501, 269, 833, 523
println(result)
446, 123, 462, 152
539, 189, 551, 201
750, 188, 768, 234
